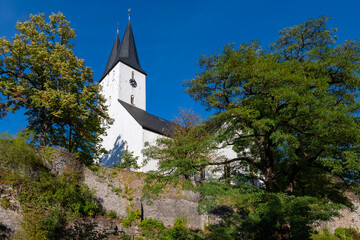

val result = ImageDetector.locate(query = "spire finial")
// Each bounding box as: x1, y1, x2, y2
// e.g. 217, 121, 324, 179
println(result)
117, 22, 119, 34
128, 8, 131, 21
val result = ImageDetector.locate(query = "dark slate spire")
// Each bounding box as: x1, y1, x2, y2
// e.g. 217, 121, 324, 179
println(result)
118, 20, 146, 75
100, 29, 121, 81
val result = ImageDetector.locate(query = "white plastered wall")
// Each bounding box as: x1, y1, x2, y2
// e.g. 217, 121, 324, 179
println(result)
117, 62, 146, 111
99, 60, 146, 166
142, 129, 164, 172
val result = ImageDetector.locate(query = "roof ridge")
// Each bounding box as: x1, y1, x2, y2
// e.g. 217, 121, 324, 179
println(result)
118, 99, 173, 135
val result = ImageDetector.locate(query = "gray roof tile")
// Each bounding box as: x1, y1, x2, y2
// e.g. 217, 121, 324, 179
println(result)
118, 100, 173, 136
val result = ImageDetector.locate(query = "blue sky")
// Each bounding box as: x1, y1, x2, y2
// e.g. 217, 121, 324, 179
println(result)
1, 0, 360, 134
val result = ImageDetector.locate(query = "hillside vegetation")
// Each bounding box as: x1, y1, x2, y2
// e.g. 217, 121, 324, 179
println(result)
0, 133, 207, 239
1, 12, 360, 240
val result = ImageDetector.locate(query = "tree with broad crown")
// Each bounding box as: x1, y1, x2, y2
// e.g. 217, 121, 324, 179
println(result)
185, 15, 360, 194
144, 16, 360, 239
0, 12, 113, 163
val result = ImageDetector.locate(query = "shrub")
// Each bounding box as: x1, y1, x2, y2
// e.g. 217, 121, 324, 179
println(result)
0, 197, 10, 208
335, 227, 360, 240
0, 132, 42, 175
107, 210, 117, 219
311, 228, 360, 240
15, 171, 100, 238
138, 218, 165, 239
114, 150, 140, 170
122, 206, 141, 228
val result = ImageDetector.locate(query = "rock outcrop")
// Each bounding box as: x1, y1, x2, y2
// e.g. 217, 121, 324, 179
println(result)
83, 167, 208, 229
2, 148, 360, 238
0, 184, 21, 239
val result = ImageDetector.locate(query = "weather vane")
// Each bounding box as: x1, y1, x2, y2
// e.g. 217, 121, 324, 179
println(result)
128, 8, 131, 21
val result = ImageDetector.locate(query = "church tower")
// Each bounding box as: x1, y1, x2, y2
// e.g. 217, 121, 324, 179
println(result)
99, 14, 173, 170
99, 14, 148, 167
99, 16, 147, 112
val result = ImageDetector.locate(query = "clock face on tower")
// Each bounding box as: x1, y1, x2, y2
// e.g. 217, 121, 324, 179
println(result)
130, 78, 137, 88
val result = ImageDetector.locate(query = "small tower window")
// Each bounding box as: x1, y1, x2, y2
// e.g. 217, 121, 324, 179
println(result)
132, 71, 135, 79
131, 95, 134, 105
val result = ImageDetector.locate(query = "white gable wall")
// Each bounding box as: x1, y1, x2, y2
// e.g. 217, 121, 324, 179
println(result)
100, 65, 120, 119
99, 61, 146, 166
142, 129, 164, 172
100, 102, 144, 166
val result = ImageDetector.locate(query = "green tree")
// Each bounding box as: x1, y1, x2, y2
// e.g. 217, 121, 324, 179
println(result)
142, 109, 217, 198
0, 13, 112, 163
185, 15, 360, 194
145, 16, 360, 239
114, 149, 141, 170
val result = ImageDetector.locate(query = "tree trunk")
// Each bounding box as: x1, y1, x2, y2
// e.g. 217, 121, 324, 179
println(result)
258, 135, 278, 192
39, 108, 48, 146
275, 222, 291, 240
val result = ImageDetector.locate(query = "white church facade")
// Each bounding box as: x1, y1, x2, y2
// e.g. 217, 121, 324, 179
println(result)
99, 18, 237, 173
99, 18, 174, 172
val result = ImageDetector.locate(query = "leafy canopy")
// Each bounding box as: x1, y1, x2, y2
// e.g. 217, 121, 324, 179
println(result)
185, 15, 360, 193
0, 12, 112, 163
114, 149, 141, 170
145, 16, 360, 239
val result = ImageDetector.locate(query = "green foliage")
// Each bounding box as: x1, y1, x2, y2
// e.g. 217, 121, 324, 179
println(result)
15, 171, 101, 239
107, 210, 117, 219
0, 134, 101, 239
136, 217, 204, 240
122, 206, 141, 228
138, 218, 165, 239
143, 109, 215, 199
0, 132, 42, 174
122, 185, 134, 201
115, 149, 140, 170
185, 15, 360, 193
166, 217, 199, 240
311, 229, 338, 240
143, 16, 360, 239
0, 197, 10, 208
312, 228, 360, 240
335, 228, 360, 240
112, 186, 122, 196
0, 12, 112, 163
18, 171, 100, 219
198, 180, 343, 240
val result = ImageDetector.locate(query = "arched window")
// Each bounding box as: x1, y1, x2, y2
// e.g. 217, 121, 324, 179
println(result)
131, 95, 134, 104
132, 71, 135, 79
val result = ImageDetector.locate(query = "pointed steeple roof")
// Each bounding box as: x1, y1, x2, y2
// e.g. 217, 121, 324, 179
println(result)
100, 19, 146, 82
118, 20, 146, 75
100, 30, 121, 81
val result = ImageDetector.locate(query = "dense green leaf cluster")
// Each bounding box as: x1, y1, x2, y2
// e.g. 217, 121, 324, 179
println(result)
0, 13, 112, 163
115, 149, 141, 170
0, 134, 101, 240
312, 228, 360, 240
136, 217, 205, 240
0, 132, 42, 174
142, 109, 216, 198
143, 16, 360, 239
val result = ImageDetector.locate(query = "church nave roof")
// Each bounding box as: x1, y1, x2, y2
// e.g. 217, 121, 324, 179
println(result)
118, 100, 174, 136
